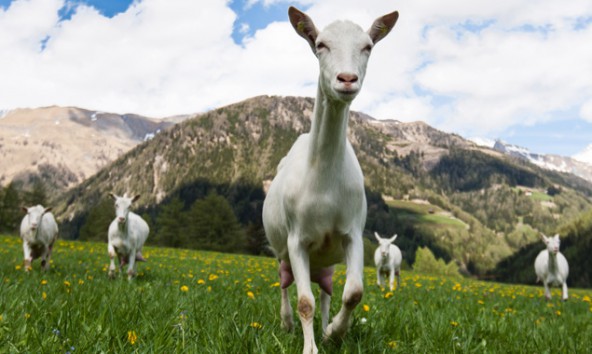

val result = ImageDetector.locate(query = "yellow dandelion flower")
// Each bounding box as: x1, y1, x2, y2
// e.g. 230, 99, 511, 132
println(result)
208, 274, 219, 281
180, 285, 189, 292
415, 283, 422, 288
478, 300, 485, 305
582, 295, 591, 303
247, 291, 255, 300
388, 340, 398, 349
127, 330, 138, 345
41, 280, 48, 285
63, 281, 71, 287
450, 321, 459, 327
207, 286, 212, 292
384, 292, 394, 299
197, 279, 205, 285
555, 310, 561, 316
270, 282, 280, 287
250, 322, 263, 329
78, 280, 84, 285
363, 304, 370, 312
15, 265, 22, 270
24, 313, 31, 319
42, 292, 47, 300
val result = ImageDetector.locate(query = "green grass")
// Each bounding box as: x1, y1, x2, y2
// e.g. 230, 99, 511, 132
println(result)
386, 199, 467, 229
1, 235, 591, 353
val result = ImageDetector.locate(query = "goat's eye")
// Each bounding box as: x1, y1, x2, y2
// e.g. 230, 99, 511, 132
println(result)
316, 42, 328, 51
362, 44, 373, 53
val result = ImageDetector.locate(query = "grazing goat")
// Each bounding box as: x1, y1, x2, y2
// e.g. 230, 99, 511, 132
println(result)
20, 205, 58, 271
262, 7, 398, 353
534, 233, 569, 301
374, 232, 402, 291
108, 193, 149, 280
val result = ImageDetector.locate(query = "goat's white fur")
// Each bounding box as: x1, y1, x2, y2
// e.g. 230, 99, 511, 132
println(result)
20, 205, 58, 271
534, 233, 569, 301
107, 193, 150, 280
374, 232, 402, 291
262, 7, 398, 354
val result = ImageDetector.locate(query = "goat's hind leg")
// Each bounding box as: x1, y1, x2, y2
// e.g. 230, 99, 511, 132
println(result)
325, 235, 363, 341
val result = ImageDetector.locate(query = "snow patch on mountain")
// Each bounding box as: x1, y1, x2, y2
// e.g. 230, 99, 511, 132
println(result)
469, 137, 496, 148
573, 144, 592, 165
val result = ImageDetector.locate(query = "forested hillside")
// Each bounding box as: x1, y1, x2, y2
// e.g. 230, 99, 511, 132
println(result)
5, 95, 590, 282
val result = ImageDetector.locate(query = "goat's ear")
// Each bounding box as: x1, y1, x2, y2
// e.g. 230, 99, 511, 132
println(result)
368, 11, 399, 45
22, 207, 28, 213
44, 207, 53, 213
288, 6, 318, 52
109, 193, 117, 200
374, 232, 382, 242
389, 234, 398, 243
540, 232, 548, 243
132, 194, 141, 203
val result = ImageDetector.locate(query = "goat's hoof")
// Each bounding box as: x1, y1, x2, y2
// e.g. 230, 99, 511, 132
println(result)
108, 271, 116, 279
323, 323, 346, 343
281, 319, 294, 332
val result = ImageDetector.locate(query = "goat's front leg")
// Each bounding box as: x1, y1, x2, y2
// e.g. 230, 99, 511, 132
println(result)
280, 287, 294, 331
127, 248, 137, 280
22, 242, 33, 272
562, 282, 568, 301
325, 234, 363, 341
389, 269, 395, 291
376, 268, 382, 288
288, 235, 317, 354
543, 281, 551, 300
320, 289, 331, 333
108, 244, 117, 278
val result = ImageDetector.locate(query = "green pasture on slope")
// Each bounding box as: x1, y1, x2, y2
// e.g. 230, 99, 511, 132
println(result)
1, 235, 591, 353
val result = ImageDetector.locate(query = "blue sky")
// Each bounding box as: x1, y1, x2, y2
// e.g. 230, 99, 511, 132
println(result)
1, 0, 591, 160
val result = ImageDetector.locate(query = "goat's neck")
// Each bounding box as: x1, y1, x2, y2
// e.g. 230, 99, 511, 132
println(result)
308, 86, 350, 167
548, 251, 558, 272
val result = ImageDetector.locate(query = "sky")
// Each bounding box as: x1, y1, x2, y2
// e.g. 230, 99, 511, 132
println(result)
1, 0, 592, 160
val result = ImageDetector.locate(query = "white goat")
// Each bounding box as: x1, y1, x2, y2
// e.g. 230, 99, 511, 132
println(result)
374, 232, 402, 291
20, 205, 58, 271
262, 7, 398, 354
534, 233, 569, 301
107, 193, 149, 280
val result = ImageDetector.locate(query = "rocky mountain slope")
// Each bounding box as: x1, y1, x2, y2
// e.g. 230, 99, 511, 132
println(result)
49, 95, 592, 277
0, 106, 174, 193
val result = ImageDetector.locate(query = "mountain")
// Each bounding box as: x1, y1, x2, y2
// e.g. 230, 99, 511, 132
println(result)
491, 140, 592, 183
0, 106, 175, 194
573, 144, 592, 165
48, 96, 592, 280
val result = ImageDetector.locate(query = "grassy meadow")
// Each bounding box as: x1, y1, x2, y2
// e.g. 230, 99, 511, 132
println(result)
1, 235, 591, 353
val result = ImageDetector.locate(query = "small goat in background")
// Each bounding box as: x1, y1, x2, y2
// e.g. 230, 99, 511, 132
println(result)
535, 233, 569, 301
20, 205, 59, 271
374, 232, 402, 291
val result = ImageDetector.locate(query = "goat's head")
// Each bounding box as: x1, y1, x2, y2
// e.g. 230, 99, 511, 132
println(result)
22, 205, 51, 233
374, 232, 397, 259
541, 233, 561, 255
289, 7, 398, 103
109, 193, 140, 225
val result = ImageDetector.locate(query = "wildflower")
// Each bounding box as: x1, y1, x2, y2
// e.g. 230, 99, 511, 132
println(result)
414, 283, 422, 288
197, 279, 205, 285
127, 330, 138, 345
360, 317, 367, 324
208, 274, 219, 281
270, 282, 280, 288
450, 321, 459, 327
180, 285, 189, 292
582, 295, 591, 303
384, 292, 394, 299
247, 291, 255, 300
15, 265, 22, 270
63, 281, 71, 287
24, 313, 31, 319
555, 310, 561, 316
41, 280, 48, 285
42, 292, 47, 300
363, 304, 370, 312
388, 340, 398, 349
250, 322, 263, 329
478, 300, 485, 305
52, 328, 61, 336
452, 283, 462, 291
78, 280, 84, 285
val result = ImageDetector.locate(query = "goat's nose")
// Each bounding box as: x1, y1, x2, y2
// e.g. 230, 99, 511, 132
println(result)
118, 217, 125, 223
337, 73, 358, 84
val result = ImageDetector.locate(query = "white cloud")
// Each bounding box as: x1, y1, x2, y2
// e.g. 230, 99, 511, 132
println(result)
0, 0, 591, 151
